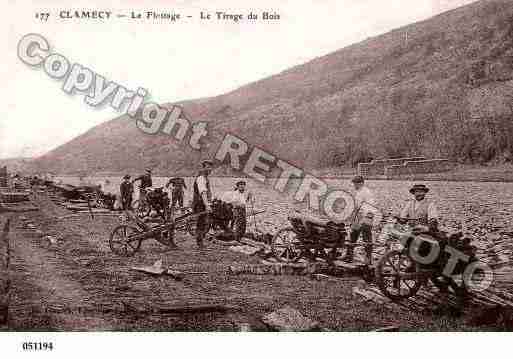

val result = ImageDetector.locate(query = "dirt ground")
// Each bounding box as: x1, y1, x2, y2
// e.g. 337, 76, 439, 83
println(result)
0, 191, 501, 331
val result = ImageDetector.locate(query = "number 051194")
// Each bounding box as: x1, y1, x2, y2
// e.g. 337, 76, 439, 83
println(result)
22, 342, 54, 351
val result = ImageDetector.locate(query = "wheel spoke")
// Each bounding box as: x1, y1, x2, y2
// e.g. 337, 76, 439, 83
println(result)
386, 258, 399, 272
127, 240, 137, 250
272, 229, 300, 263
403, 280, 412, 290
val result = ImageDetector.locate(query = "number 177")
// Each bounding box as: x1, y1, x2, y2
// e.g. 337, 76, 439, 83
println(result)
36, 13, 50, 21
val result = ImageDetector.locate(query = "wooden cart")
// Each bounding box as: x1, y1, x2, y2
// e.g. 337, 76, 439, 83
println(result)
108, 210, 207, 256
374, 220, 478, 300
271, 215, 349, 264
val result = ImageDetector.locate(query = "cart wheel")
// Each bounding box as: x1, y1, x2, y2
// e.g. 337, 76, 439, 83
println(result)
109, 225, 142, 256
375, 249, 424, 300
186, 218, 197, 236
271, 227, 302, 263
154, 226, 176, 247
324, 245, 348, 263
133, 200, 150, 219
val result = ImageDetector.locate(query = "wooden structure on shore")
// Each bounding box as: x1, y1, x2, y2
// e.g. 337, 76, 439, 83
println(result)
358, 157, 453, 178
0, 166, 7, 188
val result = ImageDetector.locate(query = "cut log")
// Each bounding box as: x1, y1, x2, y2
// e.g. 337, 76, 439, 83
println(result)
0, 203, 39, 213
352, 287, 389, 305
131, 261, 186, 280
238, 237, 271, 250
371, 326, 400, 332
228, 245, 261, 256
0, 191, 30, 203
228, 262, 326, 276
131, 260, 166, 275
121, 301, 239, 315
166, 270, 185, 281
262, 306, 319, 331
73, 209, 111, 214
310, 273, 331, 281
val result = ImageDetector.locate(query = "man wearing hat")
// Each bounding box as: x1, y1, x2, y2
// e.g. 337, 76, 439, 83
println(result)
132, 169, 153, 203
192, 160, 214, 249
222, 180, 253, 238
400, 184, 439, 230
343, 175, 379, 265
120, 174, 134, 210
165, 176, 187, 210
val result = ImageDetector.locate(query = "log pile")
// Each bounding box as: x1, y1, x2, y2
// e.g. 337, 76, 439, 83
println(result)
0, 178, 39, 213
0, 219, 11, 328
0, 191, 30, 203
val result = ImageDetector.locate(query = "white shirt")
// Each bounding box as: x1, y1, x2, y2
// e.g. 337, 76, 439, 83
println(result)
400, 199, 439, 222
196, 175, 208, 194
222, 190, 250, 207
353, 186, 380, 226
195, 175, 212, 203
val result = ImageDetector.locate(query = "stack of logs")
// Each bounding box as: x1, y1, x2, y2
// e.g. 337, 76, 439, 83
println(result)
0, 219, 10, 328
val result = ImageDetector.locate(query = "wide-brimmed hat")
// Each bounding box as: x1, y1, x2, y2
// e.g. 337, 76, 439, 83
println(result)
351, 175, 364, 184
123, 174, 131, 180
235, 180, 246, 188
409, 184, 429, 194
201, 160, 214, 168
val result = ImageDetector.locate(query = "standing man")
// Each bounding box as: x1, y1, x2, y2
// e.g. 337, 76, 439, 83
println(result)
222, 180, 252, 239
399, 184, 439, 231
343, 175, 378, 265
192, 160, 214, 249
132, 169, 152, 203
119, 174, 134, 210
166, 177, 187, 210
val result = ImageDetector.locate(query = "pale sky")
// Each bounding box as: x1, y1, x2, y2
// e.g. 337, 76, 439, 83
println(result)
0, 0, 478, 159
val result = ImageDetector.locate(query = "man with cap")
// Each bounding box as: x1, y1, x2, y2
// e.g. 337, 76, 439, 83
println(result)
132, 169, 153, 203
343, 175, 379, 265
222, 180, 253, 239
119, 174, 134, 210
192, 160, 214, 249
399, 184, 439, 231
165, 176, 187, 210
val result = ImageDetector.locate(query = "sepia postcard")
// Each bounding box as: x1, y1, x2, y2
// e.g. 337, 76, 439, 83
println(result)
1, 0, 513, 356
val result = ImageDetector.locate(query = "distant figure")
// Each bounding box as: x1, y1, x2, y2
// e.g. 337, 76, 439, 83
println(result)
132, 169, 152, 202
12, 175, 19, 190
120, 174, 134, 210
166, 177, 187, 209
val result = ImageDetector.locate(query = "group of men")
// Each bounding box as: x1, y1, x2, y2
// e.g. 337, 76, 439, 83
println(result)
118, 161, 439, 255
347, 175, 439, 265
118, 169, 187, 211
191, 160, 253, 248
118, 160, 253, 249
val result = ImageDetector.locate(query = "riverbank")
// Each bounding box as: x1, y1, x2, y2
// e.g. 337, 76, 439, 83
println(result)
51, 164, 513, 183
313, 164, 513, 183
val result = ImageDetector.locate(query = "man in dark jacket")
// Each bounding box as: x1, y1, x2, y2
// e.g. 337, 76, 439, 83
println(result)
132, 169, 152, 202
120, 174, 134, 210
192, 160, 213, 249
